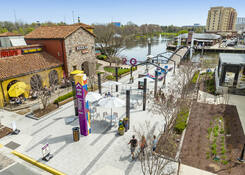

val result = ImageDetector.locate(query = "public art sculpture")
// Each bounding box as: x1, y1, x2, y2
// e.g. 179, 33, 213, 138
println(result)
74, 73, 91, 136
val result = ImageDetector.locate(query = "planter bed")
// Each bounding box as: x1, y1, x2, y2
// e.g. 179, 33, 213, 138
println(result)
0, 125, 13, 139
180, 102, 245, 175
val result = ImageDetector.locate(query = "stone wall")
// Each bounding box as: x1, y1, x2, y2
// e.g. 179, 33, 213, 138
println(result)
64, 28, 96, 76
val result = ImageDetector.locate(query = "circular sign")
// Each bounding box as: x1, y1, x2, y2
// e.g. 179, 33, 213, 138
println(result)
122, 58, 127, 64
130, 58, 137, 66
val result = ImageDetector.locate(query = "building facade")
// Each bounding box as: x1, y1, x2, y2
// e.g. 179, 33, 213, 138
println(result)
0, 45, 63, 107
25, 25, 96, 77
237, 17, 245, 25
206, 7, 237, 33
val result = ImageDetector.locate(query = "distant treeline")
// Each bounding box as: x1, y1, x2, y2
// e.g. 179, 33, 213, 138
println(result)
0, 21, 205, 36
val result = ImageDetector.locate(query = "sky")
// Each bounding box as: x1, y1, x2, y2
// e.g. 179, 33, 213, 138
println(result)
0, 0, 245, 26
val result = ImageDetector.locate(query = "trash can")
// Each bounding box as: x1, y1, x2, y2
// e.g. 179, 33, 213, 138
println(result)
72, 127, 80, 142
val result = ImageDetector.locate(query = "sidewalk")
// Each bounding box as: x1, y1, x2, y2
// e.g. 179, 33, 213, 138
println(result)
179, 164, 217, 175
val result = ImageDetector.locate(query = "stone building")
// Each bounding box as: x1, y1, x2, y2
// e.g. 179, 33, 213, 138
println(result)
25, 25, 96, 77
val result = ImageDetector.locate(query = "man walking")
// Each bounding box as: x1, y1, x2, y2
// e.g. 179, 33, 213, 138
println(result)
128, 135, 138, 160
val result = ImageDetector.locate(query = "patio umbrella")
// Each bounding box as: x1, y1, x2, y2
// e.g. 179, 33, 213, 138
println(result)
102, 81, 121, 87
8, 82, 27, 97
86, 92, 102, 103
92, 165, 124, 175
70, 70, 84, 75
102, 81, 122, 93
97, 97, 125, 126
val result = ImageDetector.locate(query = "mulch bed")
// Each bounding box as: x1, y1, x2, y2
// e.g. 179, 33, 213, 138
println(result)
33, 104, 57, 118
180, 102, 245, 175
0, 125, 13, 139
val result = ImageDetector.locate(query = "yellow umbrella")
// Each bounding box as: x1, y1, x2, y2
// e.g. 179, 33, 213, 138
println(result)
8, 82, 27, 97
70, 70, 84, 75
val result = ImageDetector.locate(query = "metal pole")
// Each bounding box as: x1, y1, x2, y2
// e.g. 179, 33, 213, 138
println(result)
97, 73, 102, 94
143, 78, 147, 111
115, 67, 118, 92
174, 61, 176, 74
126, 90, 130, 129
154, 70, 158, 98
72, 81, 78, 116
148, 38, 151, 55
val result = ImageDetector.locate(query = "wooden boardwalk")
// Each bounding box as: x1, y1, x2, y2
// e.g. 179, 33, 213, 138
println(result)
170, 47, 189, 65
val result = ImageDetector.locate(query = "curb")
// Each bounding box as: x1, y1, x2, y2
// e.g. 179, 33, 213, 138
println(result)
12, 150, 66, 175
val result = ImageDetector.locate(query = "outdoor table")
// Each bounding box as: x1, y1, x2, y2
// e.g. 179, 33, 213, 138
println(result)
104, 115, 117, 126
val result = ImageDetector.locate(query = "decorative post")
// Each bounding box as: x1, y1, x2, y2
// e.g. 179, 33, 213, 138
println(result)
126, 90, 130, 129
154, 70, 158, 98
238, 144, 245, 162
74, 74, 91, 136
115, 67, 119, 92
143, 78, 147, 111
97, 73, 102, 94
72, 81, 78, 116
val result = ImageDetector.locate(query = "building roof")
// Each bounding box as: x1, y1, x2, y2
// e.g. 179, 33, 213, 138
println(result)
25, 25, 95, 40
177, 33, 221, 40
220, 53, 245, 65
0, 52, 63, 80
71, 23, 94, 29
0, 32, 22, 37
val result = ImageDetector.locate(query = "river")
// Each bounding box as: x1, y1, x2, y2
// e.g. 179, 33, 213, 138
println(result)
121, 36, 219, 68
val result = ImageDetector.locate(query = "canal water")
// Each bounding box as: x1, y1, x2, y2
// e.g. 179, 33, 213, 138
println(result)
121, 36, 219, 68
120, 36, 170, 62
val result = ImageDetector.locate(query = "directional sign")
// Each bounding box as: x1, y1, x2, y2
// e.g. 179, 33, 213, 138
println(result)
130, 58, 137, 66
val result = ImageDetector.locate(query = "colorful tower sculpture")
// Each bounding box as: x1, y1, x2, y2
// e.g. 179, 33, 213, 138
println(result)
74, 73, 91, 136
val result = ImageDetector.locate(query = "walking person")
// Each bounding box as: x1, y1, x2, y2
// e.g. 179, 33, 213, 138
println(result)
152, 135, 157, 152
140, 135, 147, 156
128, 135, 138, 160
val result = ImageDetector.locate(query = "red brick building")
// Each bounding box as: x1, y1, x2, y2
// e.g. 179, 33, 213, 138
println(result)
25, 25, 96, 77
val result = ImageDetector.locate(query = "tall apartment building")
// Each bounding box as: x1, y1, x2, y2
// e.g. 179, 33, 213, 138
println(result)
206, 7, 237, 33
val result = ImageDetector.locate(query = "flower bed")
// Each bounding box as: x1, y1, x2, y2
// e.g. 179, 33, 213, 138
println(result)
180, 102, 245, 175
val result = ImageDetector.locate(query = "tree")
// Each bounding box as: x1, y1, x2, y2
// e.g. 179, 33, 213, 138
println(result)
134, 122, 176, 175
94, 24, 126, 66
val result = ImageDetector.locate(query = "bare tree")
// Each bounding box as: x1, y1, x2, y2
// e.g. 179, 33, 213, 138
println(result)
178, 61, 197, 99
94, 24, 125, 66
134, 122, 176, 175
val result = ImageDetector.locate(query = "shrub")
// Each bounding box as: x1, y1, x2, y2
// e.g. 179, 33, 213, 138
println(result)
211, 143, 217, 151
207, 128, 212, 135
106, 75, 116, 80
206, 152, 210, 159
97, 55, 107, 60
174, 108, 189, 134
212, 149, 217, 156
220, 128, 225, 134
222, 160, 228, 165
192, 71, 199, 84
54, 91, 74, 104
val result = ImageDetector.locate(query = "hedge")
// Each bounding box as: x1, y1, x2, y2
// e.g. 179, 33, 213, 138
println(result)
106, 75, 116, 80
174, 108, 189, 134
104, 66, 137, 77
54, 91, 75, 104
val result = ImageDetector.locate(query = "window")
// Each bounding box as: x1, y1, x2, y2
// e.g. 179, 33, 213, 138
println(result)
73, 66, 77, 70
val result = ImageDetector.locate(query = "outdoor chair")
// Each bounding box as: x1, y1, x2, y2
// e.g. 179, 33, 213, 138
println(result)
103, 112, 108, 120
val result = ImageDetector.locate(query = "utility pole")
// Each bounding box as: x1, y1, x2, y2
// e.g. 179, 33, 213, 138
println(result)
115, 67, 118, 92
154, 70, 158, 98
